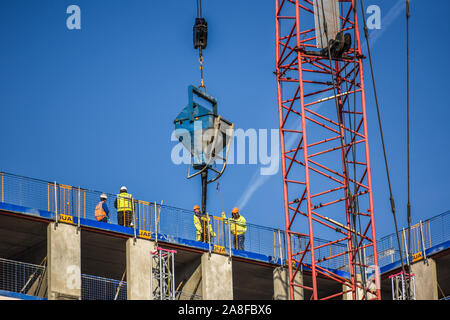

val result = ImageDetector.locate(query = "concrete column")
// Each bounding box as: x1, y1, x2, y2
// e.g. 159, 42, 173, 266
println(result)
342, 274, 378, 300
411, 258, 438, 300
201, 253, 233, 300
47, 222, 81, 300
126, 238, 156, 300
273, 267, 304, 300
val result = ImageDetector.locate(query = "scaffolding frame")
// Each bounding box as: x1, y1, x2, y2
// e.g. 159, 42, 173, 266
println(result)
150, 247, 177, 300
389, 271, 416, 300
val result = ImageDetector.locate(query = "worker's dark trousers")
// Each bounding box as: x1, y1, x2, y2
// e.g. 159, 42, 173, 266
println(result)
98, 216, 108, 223
199, 232, 210, 243
233, 234, 245, 251
117, 210, 133, 227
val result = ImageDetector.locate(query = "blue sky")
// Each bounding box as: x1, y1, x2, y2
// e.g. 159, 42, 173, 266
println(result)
0, 0, 449, 240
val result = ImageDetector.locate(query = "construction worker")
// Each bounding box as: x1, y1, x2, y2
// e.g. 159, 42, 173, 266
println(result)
222, 207, 247, 250
95, 193, 110, 223
193, 205, 216, 243
114, 186, 134, 227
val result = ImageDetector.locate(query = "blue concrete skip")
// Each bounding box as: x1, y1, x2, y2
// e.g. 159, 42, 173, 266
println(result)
0, 289, 46, 300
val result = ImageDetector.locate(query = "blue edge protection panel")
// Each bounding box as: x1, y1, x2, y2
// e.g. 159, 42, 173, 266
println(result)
0, 290, 46, 300
1, 202, 448, 284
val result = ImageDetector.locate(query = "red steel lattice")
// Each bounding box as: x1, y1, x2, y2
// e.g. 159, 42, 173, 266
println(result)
275, 0, 380, 300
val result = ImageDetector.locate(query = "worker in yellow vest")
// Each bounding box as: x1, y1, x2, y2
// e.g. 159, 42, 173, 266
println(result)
114, 186, 134, 227
193, 205, 216, 243
95, 193, 110, 222
222, 207, 247, 250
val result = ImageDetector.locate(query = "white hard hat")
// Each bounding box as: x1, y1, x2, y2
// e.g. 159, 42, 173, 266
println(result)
100, 193, 108, 200
120, 186, 127, 192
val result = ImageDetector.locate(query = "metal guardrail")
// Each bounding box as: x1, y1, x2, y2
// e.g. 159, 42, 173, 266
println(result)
0, 172, 297, 263
0, 257, 128, 300
81, 274, 127, 300
0, 171, 351, 269
0, 172, 448, 273
0, 257, 46, 298
371, 211, 450, 270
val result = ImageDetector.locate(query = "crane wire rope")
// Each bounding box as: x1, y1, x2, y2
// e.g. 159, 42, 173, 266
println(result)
406, 0, 412, 299
358, 0, 409, 298
196, 0, 202, 18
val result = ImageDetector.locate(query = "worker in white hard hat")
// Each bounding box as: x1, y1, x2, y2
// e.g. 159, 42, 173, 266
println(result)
114, 186, 134, 227
222, 207, 247, 250
95, 193, 110, 223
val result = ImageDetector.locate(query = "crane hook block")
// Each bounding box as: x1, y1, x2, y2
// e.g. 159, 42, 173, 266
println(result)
193, 18, 208, 50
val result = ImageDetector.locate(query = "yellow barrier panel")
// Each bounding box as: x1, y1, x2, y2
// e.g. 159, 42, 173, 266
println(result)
212, 216, 226, 248
47, 183, 86, 219
47, 184, 51, 212
136, 200, 164, 239
59, 184, 73, 216
137, 200, 151, 233
158, 201, 162, 233
1, 172, 4, 202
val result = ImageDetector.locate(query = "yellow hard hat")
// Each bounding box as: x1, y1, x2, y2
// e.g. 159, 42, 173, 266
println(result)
193, 205, 200, 210
232, 207, 239, 214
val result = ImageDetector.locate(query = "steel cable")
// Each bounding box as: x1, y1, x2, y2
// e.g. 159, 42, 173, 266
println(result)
358, 0, 409, 298
406, 0, 412, 299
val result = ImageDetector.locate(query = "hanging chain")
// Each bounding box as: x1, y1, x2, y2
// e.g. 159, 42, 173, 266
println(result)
194, 0, 207, 91
199, 53, 206, 91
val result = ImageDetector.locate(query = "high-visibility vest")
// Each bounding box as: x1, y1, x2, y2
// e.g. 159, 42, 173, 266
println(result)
117, 193, 133, 212
95, 201, 107, 221
226, 215, 247, 235
194, 214, 215, 240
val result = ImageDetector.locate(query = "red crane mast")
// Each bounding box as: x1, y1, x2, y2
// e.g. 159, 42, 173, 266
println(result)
275, 0, 381, 300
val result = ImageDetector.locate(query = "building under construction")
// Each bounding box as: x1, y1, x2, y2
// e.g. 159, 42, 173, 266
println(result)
0, 0, 449, 301
0, 170, 448, 300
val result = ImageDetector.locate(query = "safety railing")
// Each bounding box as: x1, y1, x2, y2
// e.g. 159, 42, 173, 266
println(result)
1, 172, 50, 214
81, 274, 127, 300
374, 210, 450, 270
155, 206, 296, 261
0, 172, 449, 271
0, 172, 290, 262
0, 257, 47, 298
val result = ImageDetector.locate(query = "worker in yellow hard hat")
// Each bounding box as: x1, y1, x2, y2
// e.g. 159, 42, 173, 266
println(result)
193, 205, 216, 243
222, 207, 247, 250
